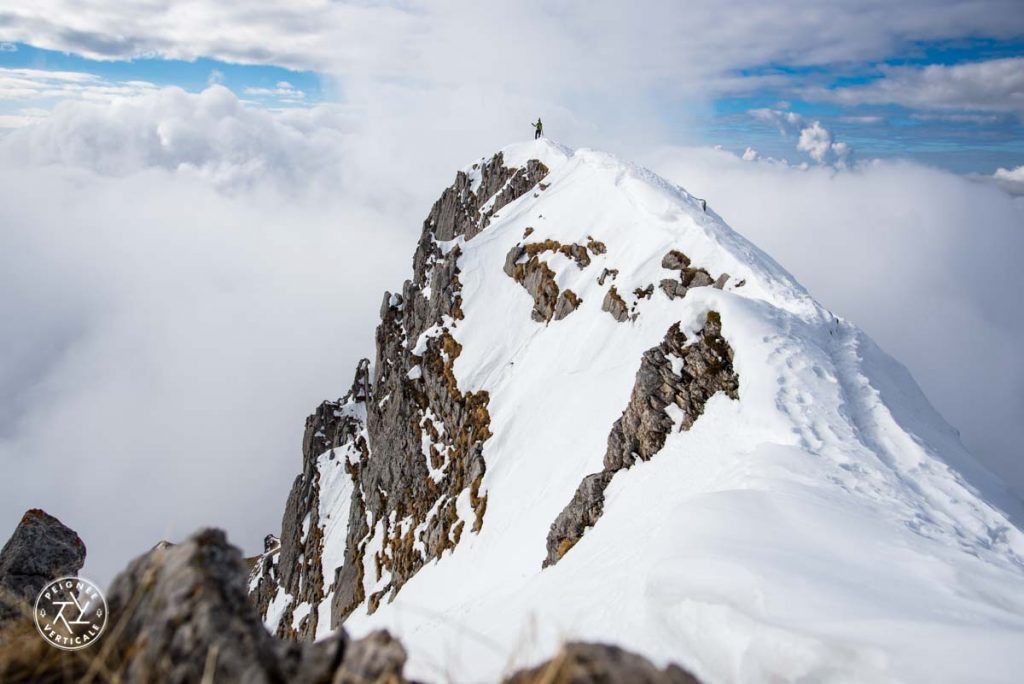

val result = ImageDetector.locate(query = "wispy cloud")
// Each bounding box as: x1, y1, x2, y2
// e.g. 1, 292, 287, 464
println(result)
837, 115, 886, 125
909, 112, 1009, 124
243, 80, 305, 104
0, 66, 157, 106
814, 58, 1024, 119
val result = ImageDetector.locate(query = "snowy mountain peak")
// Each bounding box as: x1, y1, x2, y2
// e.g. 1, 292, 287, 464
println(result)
252, 141, 1024, 683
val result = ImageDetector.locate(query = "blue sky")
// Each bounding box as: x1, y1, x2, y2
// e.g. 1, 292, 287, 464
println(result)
0, 3, 1022, 173
699, 39, 1024, 172
0, 43, 325, 99
2, 36, 1021, 174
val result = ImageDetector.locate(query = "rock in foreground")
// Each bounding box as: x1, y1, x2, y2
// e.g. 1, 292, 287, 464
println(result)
0, 508, 85, 624
505, 642, 701, 684
0, 515, 692, 683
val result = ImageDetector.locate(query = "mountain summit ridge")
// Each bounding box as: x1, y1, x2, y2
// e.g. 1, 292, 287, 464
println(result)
252, 139, 1024, 683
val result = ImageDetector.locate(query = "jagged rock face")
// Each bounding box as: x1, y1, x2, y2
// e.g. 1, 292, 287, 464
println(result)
429, 152, 549, 242
503, 643, 701, 684
544, 312, 739, 566
252, 361, 371, 640
256, 149, 552, 636
250, 142, 1024, 683
0, 509, 85, 623
326, 157, 547, 624
251, 360, 372, 638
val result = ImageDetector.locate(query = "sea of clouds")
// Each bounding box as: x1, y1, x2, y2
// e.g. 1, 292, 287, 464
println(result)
0, 80, 1021, 583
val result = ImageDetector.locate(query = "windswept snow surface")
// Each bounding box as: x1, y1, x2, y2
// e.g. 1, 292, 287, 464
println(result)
332, 140, 1024, 683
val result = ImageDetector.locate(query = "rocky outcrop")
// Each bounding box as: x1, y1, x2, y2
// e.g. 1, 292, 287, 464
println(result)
0, 517, 698, 683
0, 525, 411, 684
504, 643, 701, 684
544, 472, 615, 562
430, 152, 549, 241
602, 286, 630, 322
544, 312, 739, 566
103, 528, 301, 682
0, 509, 85, 623
504, 238, 600, 322
334, 630, 408, 684
599, 249, 729, 323
658, 250, 728, 301
325, 151, 551, 625
258, 149, 553, 636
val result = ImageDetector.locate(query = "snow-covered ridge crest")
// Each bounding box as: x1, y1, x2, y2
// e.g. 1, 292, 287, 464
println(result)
256, 139, 1024, 684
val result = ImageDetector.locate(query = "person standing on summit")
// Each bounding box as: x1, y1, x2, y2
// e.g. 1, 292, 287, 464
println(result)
533, 118, 543, 139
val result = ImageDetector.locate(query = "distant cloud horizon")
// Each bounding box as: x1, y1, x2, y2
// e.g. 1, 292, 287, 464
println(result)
0, 1, 1021, 585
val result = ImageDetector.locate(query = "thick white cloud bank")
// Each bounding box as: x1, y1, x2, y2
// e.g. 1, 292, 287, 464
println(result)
0, 87, 416, 582
2, 85, 352, 189
1, 86, 1022, 584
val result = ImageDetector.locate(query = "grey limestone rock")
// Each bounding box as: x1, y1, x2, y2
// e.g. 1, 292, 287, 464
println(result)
253, 360, 372, 640
544, 312, 739, 566
0, 509, 85, 623
9, 525, 413, 684
657, 249, 722, 302
601, 286, 630, 322
504, 239, 595, 323
504, 642, 702, 684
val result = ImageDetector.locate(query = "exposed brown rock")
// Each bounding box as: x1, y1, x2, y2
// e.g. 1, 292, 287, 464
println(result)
661, 250, 691, 270
251, 361, 371, 639
321, 151, 551, 626
257, 150, 553, 634
634, 284, 654, 300
429, 153, 549, 242
505, 642, 702, 684
555, 290, 583, 320
660, 279, 687, 300
586, 237, 608, 255
504, 238, 599, 323
602, 286, 630, 322
597, 268, 618, 286
544, 312, 739, 566
658, 250, 723, 301
542, 472, 614, 567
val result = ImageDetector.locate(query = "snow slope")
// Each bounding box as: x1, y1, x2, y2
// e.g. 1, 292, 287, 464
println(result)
282, 139, 1024, 683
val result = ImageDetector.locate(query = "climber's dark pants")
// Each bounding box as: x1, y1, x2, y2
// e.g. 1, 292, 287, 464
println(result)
535, 129, 542, 139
